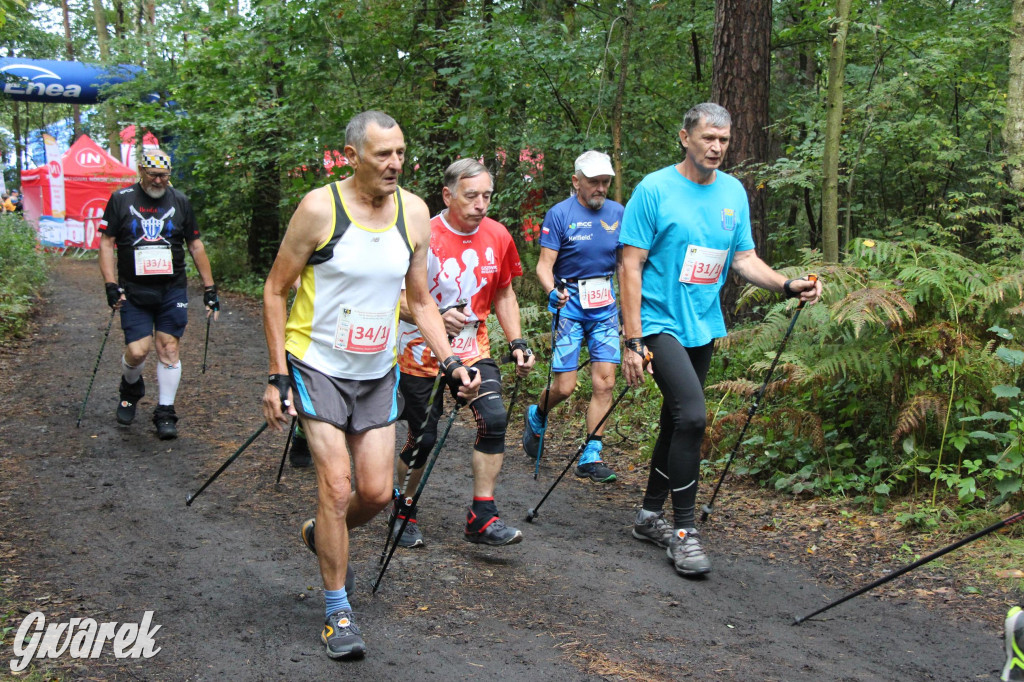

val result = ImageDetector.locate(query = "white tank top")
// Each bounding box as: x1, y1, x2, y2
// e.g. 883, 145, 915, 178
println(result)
285, 182, 413, 379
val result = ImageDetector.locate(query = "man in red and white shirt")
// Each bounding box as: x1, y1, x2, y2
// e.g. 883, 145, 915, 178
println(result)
394, 158, 536, 548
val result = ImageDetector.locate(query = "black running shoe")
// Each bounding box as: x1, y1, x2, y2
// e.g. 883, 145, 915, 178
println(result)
153, 404, 178, 440
289, 429, 312, 468
575, 461, 617, 483
301, 518, 354, 594
464, 509, 523, 546
321, 609, 365, 660
1004, 606, 1024, 682
116, 376, 144, 425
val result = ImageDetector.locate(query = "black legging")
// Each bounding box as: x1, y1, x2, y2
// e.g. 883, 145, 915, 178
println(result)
642, 335, 714, 529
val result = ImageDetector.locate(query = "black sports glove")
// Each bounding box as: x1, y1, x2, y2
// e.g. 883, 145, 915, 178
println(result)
439, 356, 477, 404
508, 338, 532, 363
204, 285, 220, 312
105, 282, 123, 309
268, 373, 292, 410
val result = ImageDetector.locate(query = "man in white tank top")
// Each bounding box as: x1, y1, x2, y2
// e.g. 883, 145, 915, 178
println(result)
261, 111, 480, 662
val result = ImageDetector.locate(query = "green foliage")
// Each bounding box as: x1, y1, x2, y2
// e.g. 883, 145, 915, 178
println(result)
0, 215, 48, 341
708, 238, 1024, 511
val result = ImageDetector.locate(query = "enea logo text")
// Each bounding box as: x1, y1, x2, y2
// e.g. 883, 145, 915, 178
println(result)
0, 64, 82, 99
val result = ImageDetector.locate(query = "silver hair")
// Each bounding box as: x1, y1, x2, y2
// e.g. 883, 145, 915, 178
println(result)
345, 110, 399, 152
682, 102, 731, 133
443, 158, 494, 195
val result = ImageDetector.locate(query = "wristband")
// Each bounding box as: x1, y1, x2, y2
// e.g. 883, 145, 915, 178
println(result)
783, 279, 798, 299
268, 373, 291, 408
508, 338, 531, 358
625, 337, 646, 358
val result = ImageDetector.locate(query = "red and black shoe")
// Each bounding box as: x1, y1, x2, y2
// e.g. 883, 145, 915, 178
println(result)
464, 507, 523, 546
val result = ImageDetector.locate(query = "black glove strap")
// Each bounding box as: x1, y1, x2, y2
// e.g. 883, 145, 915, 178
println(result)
783, 279, 799, 299
268, 373, 291, 409
105, 282, 123, 308
508, 338, 530, 358
204, 285, 220, 311
626, 337, 646, 359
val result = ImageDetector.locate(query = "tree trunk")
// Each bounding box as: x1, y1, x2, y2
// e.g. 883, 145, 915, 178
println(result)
1005, 0, 1024, 194
61, 0, 81, 138
92, 0, 122, 160
424, 0, 466, 216
712, 0, 771, 320
611, 0, 636, 205
822, 0, 851, 264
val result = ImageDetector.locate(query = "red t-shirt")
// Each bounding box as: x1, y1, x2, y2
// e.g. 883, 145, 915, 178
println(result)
398, 213, 522, 376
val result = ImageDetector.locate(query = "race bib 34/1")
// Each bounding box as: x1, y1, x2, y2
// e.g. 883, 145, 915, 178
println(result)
333, 307, 393, 354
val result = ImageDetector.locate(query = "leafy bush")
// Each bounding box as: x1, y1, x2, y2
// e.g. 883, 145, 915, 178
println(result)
0, 215, 48, 341
705, 238, 1023, 512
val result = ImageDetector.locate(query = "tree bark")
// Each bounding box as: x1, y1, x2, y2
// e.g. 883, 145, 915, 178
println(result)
712, 0, 771, 258
611, 0, 636, 205
61, 0, 81, 138
822, 0, 851, 264
91, 0, 122, 160
1005, 0, 1024, 194
712, 0, 771, 320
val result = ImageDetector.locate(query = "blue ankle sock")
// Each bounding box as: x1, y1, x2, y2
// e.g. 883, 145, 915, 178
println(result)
324, 588, 350, 618
529, 405, 546, 432
578, 439, 603, 465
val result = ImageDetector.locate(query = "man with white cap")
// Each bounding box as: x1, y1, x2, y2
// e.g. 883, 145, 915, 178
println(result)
522, 150, 624, 483
99, 149, 219, 439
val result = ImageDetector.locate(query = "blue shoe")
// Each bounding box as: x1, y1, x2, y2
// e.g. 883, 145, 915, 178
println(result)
521, 404, 546, 461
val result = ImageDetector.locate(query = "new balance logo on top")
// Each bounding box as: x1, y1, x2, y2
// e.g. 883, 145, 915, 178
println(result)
9, 611, 162, 672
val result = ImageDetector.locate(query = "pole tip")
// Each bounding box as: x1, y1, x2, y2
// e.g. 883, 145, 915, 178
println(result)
525, 510, 536, 522
185, 495, 193, 506
792, 616, 804, 626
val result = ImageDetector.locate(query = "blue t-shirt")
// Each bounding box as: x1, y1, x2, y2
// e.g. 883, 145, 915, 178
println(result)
539, 195, 624, 322
619, 165, 755, 347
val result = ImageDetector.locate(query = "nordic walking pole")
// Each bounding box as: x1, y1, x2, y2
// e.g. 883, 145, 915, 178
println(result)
700, 274, 818, 523
534, 279, 567, 480
274, 416, 297, 488
76, 307, 117, 428
373, 401, 462, 594
201, 315, 212, 374
186, 422, 268, 506
377, 374, 445, 563
793, 508, 1024, 625
526, 380, 635, 523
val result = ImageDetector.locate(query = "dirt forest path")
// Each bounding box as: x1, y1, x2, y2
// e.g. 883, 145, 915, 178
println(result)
0, 258, 1012, 681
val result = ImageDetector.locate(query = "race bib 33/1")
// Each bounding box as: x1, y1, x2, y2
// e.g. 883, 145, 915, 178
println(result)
134, 245, 173, 276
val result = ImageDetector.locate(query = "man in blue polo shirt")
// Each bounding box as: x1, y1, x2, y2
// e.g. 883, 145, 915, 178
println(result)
522, 150, 623, 483
620, 103, 821, 578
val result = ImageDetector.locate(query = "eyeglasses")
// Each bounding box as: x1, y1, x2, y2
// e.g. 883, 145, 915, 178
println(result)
143, 170, 171, 180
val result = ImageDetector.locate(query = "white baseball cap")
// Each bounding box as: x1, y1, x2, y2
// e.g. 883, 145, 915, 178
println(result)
574, 150, 615, 178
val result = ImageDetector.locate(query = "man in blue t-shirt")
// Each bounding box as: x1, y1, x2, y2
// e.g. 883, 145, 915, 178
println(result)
619, 103, 822, 578
522, 150, 624, 483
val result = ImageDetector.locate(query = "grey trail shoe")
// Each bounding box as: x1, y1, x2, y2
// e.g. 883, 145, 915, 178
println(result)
464, 509, 523, 546
321, 609, 365, 660
666, 528, 712, 577
632, 510, 674, 548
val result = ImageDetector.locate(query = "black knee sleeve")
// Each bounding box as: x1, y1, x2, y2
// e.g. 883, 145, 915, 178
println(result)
470, 393, 506, 454
398, 430, 436, 469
